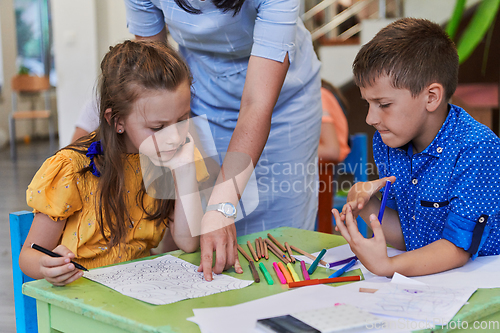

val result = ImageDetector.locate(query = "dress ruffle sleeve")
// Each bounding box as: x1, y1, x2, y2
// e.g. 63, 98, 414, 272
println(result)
26, 153, 83, 221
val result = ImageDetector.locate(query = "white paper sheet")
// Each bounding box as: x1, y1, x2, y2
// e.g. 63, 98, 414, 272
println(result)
189, 283, 443, 333
83, 255, 253, 305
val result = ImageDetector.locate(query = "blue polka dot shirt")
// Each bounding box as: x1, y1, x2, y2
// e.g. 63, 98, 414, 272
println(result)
373, 104, 500, 259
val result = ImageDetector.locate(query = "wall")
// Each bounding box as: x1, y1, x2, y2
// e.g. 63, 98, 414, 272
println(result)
52, 0, 133, 147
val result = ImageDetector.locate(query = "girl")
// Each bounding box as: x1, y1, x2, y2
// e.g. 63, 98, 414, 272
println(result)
19, 40, 208, 286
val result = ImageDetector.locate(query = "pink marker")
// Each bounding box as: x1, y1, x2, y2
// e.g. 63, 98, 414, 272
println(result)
272, 262, 287, 284
300, 260, 310, 280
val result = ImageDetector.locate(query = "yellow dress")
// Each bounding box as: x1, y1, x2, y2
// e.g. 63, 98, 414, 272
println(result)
26, 147, 209, 269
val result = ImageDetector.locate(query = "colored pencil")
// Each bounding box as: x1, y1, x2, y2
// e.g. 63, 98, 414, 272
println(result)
263, 238, 269, 259
277, 262, 293, 283
267, 233, 287, 252
249, 261, 260, 283
299, 259, 310, 280
31, 243, 88, 271
378, 180, 392, 223
272, 262, 287, 284
287, 263, 301, 282
255, 238, 262, 259
265, 239, 289, 263
284, 242, 296, 263
266, 243, 289, 264
247, 240, 259, 261
328, 258, 357, 278
288, 275, 361, 288
259, 262, 274, 285
237, 244, 253, 262
289, 245, 327, 266
307, 248, 327, 275
258, 237, 266, 258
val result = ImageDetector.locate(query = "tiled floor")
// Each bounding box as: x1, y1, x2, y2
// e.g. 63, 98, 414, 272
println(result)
0, 139, 55, 332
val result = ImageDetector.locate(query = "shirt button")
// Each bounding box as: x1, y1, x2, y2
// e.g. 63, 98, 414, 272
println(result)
412, 178, 418, 185
436, 147, 443, 153
433, 203, 440, 208
479, 217, 485, 223
412, 215, 416, 220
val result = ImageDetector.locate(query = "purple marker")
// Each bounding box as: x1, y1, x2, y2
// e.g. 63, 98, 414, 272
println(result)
299, 260, 310, 280
327, 255, 358, 269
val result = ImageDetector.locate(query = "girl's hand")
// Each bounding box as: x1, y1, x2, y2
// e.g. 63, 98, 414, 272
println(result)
162, 132, 195, 171
340, 176, 396, 221
39, 245, 83, 286
332, 207, 394, 277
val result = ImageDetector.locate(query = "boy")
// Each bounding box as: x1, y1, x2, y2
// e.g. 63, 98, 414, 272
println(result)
332, 18, 500, 277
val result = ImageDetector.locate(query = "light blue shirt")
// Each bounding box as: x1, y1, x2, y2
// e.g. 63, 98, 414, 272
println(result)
374, 104, 500, 258
125, 0, 323, 234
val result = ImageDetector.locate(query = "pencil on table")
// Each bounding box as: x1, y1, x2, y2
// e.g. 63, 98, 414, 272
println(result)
265, 239, 289, 263
266, 243, 288, 264
284, 242, 296, 263
263, 238, 269, 259
290, 245, 327, 266
249, 261, 260, 283
237, 244, 253, 262
255, 238, 262, 258
258, 237, 266, 258
267, 233, 287, 252
247, 240, 259, 261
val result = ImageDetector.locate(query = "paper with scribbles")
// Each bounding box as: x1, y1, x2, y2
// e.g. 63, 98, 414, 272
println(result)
83, 255, 253, 305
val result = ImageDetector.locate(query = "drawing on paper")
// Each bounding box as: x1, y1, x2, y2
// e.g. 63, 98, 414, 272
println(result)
361, 283, 476, 322
84, 255, 253, 305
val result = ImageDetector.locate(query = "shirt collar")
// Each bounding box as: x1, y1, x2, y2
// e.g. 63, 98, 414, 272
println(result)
398, 104, 457, 158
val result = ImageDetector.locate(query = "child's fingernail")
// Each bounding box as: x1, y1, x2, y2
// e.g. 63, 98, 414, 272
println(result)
65, 258, 70, 263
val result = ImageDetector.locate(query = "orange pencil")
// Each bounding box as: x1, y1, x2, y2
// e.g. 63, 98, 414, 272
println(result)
267, 233, 287, 252
255, 238, 262, 259
277, 262, 293, 283
289, 245, 327, 266
237, 244, 253, 262
247, 240, 259, 261
284, 242, 296, 263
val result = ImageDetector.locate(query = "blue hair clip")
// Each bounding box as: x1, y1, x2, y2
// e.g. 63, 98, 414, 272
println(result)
86, 141, 103, 177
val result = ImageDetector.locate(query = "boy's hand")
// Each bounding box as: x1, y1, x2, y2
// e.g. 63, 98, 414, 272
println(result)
340, 176, 396, 222
332, 207, 394, 277
39, 245, 83, 286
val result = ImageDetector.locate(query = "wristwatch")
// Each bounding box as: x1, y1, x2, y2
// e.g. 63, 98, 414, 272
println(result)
206, 202, 237, 218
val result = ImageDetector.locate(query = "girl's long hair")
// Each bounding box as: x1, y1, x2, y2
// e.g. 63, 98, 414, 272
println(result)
65, 40, 192, 248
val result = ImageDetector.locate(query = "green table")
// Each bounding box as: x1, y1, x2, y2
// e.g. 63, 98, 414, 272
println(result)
23, 227, 500, 333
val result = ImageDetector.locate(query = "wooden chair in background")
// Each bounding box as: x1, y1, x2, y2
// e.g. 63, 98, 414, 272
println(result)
9, 75, 55, 160
9, 211, 38, 333
317, 133, 368, 237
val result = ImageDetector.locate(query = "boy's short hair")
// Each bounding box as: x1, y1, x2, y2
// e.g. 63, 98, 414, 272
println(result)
353, 18, 459, 101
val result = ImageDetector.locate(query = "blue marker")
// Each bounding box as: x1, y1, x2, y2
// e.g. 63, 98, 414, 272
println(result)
378, 180, 392, 224
328, 258, 357, 278
307, 248, 327, 275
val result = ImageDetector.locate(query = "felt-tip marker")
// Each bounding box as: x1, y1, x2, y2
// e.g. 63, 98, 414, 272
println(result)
31, 243, 88, 271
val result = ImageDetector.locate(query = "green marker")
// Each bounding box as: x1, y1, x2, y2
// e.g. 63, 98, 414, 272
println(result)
307, 248, 327, 275
258, 262, 274, 285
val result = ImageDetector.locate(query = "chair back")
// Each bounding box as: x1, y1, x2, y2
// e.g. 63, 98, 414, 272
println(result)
9, 211, 38, 333
11, 75, 50, 93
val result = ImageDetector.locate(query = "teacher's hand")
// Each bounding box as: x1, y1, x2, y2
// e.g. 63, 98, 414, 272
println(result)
197, 212, 243, 281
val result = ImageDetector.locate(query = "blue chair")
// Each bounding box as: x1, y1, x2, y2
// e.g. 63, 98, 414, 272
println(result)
10, 211, 38, 333
333, 133, 369, 237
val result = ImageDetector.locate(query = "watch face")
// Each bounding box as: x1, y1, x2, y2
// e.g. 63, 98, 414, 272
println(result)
223, 203, 236, 216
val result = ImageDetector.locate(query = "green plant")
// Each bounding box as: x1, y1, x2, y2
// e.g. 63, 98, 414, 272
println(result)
446, 0, 500, 64
18, 65, 30, 75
